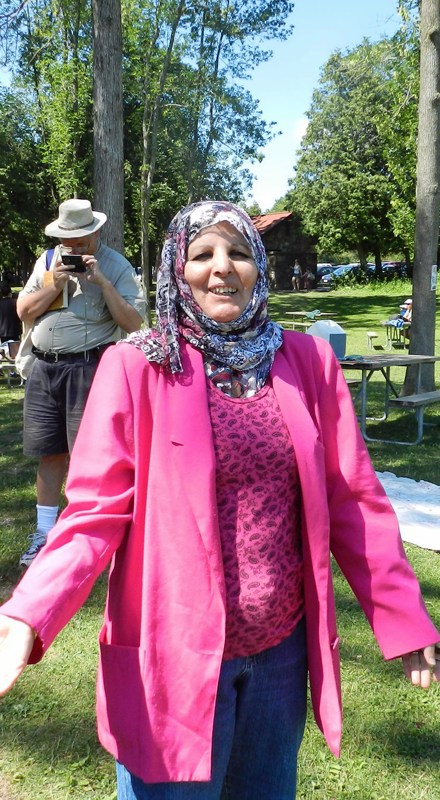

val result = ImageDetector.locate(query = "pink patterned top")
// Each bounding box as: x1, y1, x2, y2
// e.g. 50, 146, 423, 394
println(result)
207, 379, 304, 660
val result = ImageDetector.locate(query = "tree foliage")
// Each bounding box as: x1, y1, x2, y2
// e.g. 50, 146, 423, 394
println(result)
278, 3, 423, 265
0, 87, 51, 280
291, 41, 397, 267
0, 0, 294, 278
14, 0, 93, 198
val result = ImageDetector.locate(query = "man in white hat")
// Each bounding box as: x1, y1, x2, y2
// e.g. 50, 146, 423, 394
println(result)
399, 298, 412, 322
16, 199, 146, 567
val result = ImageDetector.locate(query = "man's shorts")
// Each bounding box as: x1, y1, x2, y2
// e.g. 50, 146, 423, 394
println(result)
23, 356, 101, 456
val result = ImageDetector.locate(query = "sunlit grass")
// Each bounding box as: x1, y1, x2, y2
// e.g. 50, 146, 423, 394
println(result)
269, 282, 440, 483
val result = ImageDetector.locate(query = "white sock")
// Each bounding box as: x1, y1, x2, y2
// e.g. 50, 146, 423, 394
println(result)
36, 504, 59, 535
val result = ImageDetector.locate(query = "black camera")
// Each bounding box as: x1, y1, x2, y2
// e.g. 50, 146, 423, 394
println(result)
61, 254, 87, 273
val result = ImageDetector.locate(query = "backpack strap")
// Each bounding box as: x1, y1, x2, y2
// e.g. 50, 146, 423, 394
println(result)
45, 248, 55, 271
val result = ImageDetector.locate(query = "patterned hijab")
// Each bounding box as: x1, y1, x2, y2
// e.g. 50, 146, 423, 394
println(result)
126, 201, 283, 392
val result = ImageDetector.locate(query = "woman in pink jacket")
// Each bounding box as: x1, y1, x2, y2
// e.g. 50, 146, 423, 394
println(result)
0, 201, 439, 799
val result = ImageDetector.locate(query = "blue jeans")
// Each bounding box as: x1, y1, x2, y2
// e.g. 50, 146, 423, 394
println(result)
116, 617, 307, 800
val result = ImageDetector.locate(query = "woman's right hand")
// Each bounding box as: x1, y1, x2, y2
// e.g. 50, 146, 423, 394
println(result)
0, 614, 35, 696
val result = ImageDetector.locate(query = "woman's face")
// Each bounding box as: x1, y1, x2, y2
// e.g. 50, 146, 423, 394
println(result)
184, 222, 258, 323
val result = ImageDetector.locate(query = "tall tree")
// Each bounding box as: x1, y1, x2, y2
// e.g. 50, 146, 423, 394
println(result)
404, 0, 440, 392
185, 0, 293, 203
121, 0, 293, 320
0, 87, 50, 280
1, 0, 94, 200
140, 0, 186, 324
374, 5, 419, 263
292, 44, 395, 270
92, 0, 124, 253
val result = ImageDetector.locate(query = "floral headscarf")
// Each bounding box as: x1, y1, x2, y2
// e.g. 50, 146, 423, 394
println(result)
126, 201, 283, 392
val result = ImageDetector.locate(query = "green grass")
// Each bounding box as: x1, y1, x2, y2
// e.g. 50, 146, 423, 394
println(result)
1, 282, 440, 799
269, 281, 440, 483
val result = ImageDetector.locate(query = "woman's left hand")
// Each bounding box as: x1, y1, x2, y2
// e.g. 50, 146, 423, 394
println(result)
402, 644, 440, 688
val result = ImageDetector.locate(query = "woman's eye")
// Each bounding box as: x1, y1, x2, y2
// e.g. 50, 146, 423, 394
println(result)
192, 251, 212, 261
231, 250, 250, 259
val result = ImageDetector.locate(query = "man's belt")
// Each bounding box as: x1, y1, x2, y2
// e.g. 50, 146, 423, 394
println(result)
32, 343, 114, 363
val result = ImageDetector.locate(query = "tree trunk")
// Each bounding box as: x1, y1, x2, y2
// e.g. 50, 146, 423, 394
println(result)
374, 249, 382, 279
404, 247, 412, 279
187, 5, 207, 204
404, 0, 440, 393
141, 0, 186, 325
357, 242, 367, 267
92, 0, 124, 254
199, 9, 228, 177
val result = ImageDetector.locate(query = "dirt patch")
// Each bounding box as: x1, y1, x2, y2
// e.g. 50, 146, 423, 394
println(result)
0, 582, 17, 603
0, 776, 15, 800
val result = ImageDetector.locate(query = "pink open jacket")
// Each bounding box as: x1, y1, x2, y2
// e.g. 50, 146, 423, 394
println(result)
2, 332, 438, 783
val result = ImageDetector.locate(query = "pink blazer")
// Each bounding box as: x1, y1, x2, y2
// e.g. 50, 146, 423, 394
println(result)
2, 333, 438, 783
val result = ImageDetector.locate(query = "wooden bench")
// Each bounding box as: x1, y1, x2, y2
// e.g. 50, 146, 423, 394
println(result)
389, 390, 440, 445
366, 331, 378, 350
280, 320, 311, 331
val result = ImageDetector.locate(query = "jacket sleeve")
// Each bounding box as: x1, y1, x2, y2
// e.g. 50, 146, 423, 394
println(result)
0, 346, 137, 661
316, 344, 439, 659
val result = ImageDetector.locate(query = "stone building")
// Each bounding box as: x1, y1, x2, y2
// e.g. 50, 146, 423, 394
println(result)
251, 211, 317, 290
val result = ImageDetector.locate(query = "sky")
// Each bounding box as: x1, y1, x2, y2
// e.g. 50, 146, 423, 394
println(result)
243, 0, 403, 211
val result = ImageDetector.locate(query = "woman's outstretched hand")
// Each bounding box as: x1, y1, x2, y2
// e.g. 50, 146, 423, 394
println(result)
0, 614, 35, 696
402, 644, 440, 689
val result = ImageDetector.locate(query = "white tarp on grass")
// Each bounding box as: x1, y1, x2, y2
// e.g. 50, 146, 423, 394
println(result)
377, 471, 440, 551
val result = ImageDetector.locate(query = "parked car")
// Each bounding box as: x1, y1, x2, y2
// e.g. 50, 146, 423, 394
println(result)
317, 262, 334, 271
381, 261, 408, 278
333, 263, 376, 284
318, 263, 375, 288
318, 263, 358, 286
316, 265, 337, 279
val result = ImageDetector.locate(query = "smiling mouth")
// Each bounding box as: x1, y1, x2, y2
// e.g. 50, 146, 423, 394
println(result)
210, 287, 237, 295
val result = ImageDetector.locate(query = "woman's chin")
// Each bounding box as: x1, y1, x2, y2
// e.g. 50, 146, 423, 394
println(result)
209, 309, 243, 323
201, 299, 244, 324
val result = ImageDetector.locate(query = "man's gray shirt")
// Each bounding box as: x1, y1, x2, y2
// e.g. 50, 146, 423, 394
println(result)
20, 241, 145, 353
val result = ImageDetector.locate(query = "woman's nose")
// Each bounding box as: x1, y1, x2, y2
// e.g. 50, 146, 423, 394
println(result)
212, 247, 233, 273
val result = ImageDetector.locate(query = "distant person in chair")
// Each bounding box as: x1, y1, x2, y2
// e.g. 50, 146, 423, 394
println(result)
384, 298, 412, 340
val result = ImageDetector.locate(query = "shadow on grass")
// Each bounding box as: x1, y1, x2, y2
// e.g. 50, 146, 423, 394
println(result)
365, 718, 440, 763
268, 289, 411, 321
0, 712, 108, 790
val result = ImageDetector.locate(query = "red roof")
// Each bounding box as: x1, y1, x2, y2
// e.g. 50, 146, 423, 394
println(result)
251, 211, 292, 235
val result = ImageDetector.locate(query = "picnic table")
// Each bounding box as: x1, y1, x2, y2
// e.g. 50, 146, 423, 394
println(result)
284, 311, 336, 330
339, 353, 440, 445
381, 320, 411, 350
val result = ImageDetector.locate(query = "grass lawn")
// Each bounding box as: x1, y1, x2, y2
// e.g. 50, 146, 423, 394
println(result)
0, 281, 439, 799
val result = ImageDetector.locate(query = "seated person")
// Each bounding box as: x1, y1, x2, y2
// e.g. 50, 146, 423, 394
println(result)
382, 298, 412, 341
400, 298, 412, 324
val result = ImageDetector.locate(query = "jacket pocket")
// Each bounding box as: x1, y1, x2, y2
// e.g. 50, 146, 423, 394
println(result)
97, 641, 144, 752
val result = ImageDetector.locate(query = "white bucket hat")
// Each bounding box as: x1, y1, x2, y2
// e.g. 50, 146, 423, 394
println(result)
45, 199, 107, 238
